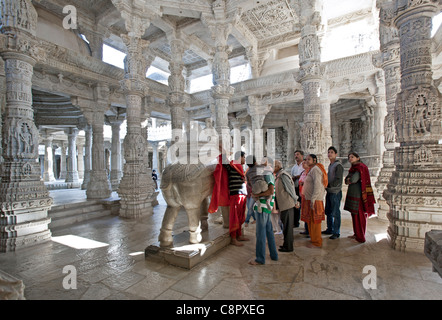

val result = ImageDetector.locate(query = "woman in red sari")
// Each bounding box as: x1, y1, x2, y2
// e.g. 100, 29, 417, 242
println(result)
344, 152, 376, 243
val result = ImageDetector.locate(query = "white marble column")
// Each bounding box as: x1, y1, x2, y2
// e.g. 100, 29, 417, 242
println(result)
109, 117, 124, 191
0, 0, 52, 252
247, 95, 270, 161
373, 0, 401, 221
297, 0, 326, 162
77, 140, 84, 180
385, 0, 442, 252
118, 25, 156, 218
73, 95, 112, 199
42, 133, 56, 182
151, 141, 159, 173
81, 125, 92, 190
86, 92, 112, 199
65, 128, 80, 183
59, 143, 67, 180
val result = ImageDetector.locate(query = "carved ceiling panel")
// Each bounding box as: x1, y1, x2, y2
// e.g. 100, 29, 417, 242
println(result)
241, 0, 299, 41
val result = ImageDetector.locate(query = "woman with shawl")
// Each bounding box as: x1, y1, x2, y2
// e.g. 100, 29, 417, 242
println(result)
301, 154, 328, 248
344, 152, 376, 243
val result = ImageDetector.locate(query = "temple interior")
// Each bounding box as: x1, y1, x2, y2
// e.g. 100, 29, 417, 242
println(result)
0, 0, 441, 300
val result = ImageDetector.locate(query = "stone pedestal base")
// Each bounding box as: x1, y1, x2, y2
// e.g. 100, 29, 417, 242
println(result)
0, 180, 53, 252
424, 230, 442, 278
376, 199, 389, 221
86, 172, 112, 200
387, 208, 442, 252
145, 223, 231, 269
119, 200, 153, 219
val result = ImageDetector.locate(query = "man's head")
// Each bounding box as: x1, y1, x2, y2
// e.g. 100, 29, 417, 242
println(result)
294, 150, 304, 163
235, 151, 246, 165
274, 160, 283, 173
328, 146, 338, 162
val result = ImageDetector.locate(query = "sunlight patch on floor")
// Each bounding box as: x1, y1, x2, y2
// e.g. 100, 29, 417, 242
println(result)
52, 235, 109, 249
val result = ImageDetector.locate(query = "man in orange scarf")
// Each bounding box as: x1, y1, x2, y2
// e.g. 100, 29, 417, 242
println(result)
301, 154, 328, 248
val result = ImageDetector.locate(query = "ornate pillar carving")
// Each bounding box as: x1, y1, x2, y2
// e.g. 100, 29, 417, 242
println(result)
202, 1, 237, 137
150, 141, 159, 173
247, 95, 270, 160
64, 127, 80, 184
297, 0, 326, 161
72, 94, 112, 199
373, 1, 402, 220
59, 142, 67, 180
340, 120, 352, 156
108, 116, 124, 191
117, 13, 156, 218
81, 125, 92, 190
167, 37, 186, 133
42, 132, 56, 182
385, 0, 442, 252
87, 94, 112, 199
0, 0, 52, 252
320, 81, 334, 165
77, 138, 84, 180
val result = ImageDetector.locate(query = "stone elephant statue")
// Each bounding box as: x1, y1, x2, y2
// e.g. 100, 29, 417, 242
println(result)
158, 162, 215, 248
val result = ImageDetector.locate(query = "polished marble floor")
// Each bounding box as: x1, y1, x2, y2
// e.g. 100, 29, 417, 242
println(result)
0, 189, 441, 300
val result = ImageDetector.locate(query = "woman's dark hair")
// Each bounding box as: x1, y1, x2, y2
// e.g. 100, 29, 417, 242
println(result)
348, 151, 360, 159
308, 154, 318, 163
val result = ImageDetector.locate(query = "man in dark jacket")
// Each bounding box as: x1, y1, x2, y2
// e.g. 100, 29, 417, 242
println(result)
322, 146, 344, 239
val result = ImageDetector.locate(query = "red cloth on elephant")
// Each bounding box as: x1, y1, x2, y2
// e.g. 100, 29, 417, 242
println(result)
208, 154, 230, 213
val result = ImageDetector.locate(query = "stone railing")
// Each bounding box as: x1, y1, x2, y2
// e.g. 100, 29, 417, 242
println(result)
148, 124, 172, 142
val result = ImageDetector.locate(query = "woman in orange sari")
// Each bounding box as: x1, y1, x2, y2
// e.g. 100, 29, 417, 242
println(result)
301, 154, 328, 248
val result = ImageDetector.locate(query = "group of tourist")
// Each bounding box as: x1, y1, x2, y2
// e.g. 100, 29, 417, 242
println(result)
208, 146, 376, 266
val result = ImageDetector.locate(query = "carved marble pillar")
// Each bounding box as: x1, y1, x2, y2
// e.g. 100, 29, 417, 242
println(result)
77, 139, 84, 180
373, 1, 402, 221
247, 95, 270, 160
320, 81, 333, 165
0, 0, 52, 252
167, 37, 188, 150
108, 117, 123, 191
42, 132, 56, 182
59, 143, 67, 180
81, 125, 92, 190
297, 1, 326, 161
211, 44, 234, 136
118, 31, 156, 218
202, 4, 236, 141
65, 128, 79, 183
340, 120, 352, 157
87, 98, 112, 199
73, 94, 112, 199
385, 1, 442, 252
151, 141, 159, 173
